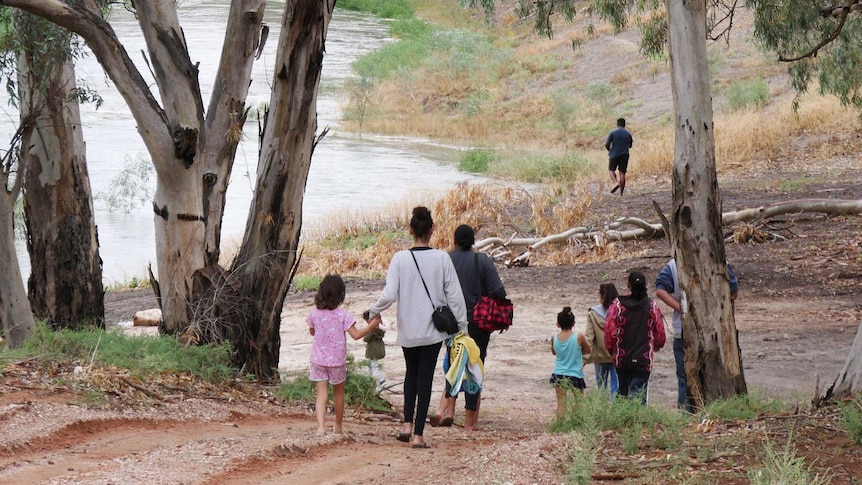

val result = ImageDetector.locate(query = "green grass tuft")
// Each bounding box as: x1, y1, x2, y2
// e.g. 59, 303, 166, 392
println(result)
701, 391, 786, 420
336, 0, 414, 19
459, 148, 499, 173
726, 78, 770, 111
5, 323, 234, 383
275, 355, 390, 411
747, 437, 833, 484
840, 395, 862, 445
292, 274, 323, 291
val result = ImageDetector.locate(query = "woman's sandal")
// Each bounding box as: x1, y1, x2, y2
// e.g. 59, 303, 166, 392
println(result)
441, 416, 454, 427
428, 414, 442, 427
396, 432, 411, 442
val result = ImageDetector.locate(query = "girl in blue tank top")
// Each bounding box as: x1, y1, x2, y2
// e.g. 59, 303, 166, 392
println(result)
550, 306, 592, 418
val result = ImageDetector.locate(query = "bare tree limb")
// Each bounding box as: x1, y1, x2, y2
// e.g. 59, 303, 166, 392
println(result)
781, 1, 851, 62
476, 198, 862, 265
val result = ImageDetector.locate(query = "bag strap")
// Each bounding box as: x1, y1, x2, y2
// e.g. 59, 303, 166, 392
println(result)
410, 250, 435, 307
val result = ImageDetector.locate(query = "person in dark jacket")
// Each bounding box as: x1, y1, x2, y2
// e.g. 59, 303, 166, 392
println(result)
605, 118, 633, 195
430, 224, 506, 431
605, 270, 666, 405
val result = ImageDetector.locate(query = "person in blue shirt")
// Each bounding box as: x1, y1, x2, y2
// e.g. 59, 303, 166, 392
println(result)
655, 258, 739, 413
549, 306, 591, 418
605, 118, 633, 195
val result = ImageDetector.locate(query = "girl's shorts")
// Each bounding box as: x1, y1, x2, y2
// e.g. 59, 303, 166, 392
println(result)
309, 363, 347, 385
550, 373, 586, 390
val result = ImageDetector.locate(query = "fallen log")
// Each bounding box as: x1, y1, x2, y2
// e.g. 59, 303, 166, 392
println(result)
475, 198, 862, 266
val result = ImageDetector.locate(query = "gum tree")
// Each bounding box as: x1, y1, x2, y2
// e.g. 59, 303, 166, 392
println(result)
0, 0, 334, 380
468, 0, 747, 407
15, 12, 104, 331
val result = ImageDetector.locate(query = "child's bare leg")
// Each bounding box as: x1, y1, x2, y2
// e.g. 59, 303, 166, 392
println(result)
315, 380, 329, 435
555, 387, 567, 418
332, 381, 346, 434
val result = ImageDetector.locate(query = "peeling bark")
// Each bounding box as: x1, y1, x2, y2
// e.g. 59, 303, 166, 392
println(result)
231, 0, 334, 381
666, 0, 746, 407
19, 27, 104, 330
0, 121, 36, 347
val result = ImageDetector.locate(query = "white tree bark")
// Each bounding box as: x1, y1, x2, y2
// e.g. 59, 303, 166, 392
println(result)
666, 0, 746, 406
0, 123, 36, 347
0, 0, 267, 334
19, 35, 104, 328
830, 322, 862, 398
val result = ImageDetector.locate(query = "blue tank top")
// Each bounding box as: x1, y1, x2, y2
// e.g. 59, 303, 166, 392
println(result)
553, 333, 584, 378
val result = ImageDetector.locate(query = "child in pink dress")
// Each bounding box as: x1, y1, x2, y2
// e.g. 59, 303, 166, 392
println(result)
308, 274, 380, 435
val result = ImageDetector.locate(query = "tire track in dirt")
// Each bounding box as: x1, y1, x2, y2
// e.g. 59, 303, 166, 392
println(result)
0, 414, 315, 484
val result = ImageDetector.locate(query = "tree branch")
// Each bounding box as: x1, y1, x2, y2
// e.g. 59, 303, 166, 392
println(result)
780, 1, 851, 62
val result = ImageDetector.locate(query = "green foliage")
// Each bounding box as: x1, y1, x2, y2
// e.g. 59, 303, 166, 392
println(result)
548, 87, 578, 139
565, 430, 598, 485
320, 228, 397, 251
620, 421, 643, 453
292, 274, 322, 291
490, 152, 590, 183
352, 19, 436, 80
337, 0, 414, 19
840, 395, 862, 445
459, 148, 499, 173
104, 275, 152, 291
276, 355, 390, 411
747, 438, 833, 484
748, 0, 862, 115
95, 156, 155, 213
11, 324, 235, 383
726, 78, 770, 111
550, 389, 690, 434
343, 75, 376, 131
701, 392, 786, 420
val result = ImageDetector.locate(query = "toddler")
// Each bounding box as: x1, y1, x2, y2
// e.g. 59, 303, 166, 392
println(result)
308, 274, 380, 435
362, 310, 387, 390
549, 306, 592, 418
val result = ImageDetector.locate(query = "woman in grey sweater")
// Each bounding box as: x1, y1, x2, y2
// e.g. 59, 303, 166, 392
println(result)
367, 206, 467, 448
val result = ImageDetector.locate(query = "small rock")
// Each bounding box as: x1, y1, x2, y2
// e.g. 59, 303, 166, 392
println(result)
133, 309, 162, 327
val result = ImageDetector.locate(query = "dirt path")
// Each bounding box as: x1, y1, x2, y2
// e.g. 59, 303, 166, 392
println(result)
3, 155, 862, 482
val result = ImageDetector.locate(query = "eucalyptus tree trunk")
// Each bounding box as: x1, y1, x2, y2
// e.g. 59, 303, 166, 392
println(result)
0, 123, 36, 347
665, 0, 746, 407
18, 25, 104, 329
829, 322, 862, 398
230, 0, 335, 381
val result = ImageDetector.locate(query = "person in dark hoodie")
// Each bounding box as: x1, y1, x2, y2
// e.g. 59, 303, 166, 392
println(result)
431, 224, 507, 431
604, 271, 666, 405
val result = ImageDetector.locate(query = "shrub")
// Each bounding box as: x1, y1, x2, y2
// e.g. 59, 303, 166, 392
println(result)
726, 78, 770, 111
747, 438, 832, 485
459, 148, 499, 173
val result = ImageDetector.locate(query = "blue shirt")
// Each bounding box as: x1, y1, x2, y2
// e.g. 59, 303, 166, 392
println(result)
655, 258, 739, 335
553, 333, 584, 378
605, 127, 633, 159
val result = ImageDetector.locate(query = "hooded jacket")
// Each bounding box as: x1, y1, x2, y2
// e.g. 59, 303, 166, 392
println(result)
605, 295, 666, 372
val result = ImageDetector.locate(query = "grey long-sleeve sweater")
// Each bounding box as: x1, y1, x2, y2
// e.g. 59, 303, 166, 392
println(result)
369, 247, 467, 348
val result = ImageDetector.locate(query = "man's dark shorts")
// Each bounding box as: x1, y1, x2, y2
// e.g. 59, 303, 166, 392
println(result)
609, 154, 629, 173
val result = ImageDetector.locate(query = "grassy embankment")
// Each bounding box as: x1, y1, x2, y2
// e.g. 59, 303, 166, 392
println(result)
299, 0, 859, 280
